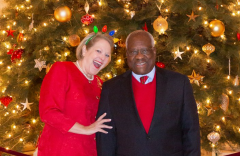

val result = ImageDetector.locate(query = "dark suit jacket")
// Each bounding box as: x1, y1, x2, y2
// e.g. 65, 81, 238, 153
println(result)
96, 67, 200, 156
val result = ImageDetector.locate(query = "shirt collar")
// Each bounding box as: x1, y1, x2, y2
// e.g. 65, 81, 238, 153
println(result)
132, 66, 156, 84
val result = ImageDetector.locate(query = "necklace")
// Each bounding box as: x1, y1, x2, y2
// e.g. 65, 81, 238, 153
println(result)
76, 61, 94, 81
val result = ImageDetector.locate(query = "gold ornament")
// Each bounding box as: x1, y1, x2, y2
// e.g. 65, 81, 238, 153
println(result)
233, 75, 239, 86
153, 16, 168, 34
209, 20, 225, 37
69, 34, 80, 47
188, 70, 204, 86
113, 38, 120, 43
186, 11, 199, 22
54, 6, 72, 22
220, 93, 229, 112
207, 131, 220, 144
202, 43, 215, 56
46, 63, 52, 74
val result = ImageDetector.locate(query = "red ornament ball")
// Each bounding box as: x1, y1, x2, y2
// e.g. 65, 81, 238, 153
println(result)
0, 96, 13, 107
156, 62, 165, 68
237, 32, 240, 41
81, 14, 94, 25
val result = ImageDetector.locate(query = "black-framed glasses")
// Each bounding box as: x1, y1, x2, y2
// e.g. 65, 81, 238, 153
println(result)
127, 47, 153, 56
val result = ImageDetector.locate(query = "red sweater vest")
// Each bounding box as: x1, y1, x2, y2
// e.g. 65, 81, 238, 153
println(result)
132, 74, 156, 133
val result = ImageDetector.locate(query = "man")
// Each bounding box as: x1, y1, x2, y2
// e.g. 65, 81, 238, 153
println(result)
96, 30, 200, 156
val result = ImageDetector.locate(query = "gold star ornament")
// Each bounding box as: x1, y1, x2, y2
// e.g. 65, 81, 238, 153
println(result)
188, 70, 204, 86
186, 11, 199, 22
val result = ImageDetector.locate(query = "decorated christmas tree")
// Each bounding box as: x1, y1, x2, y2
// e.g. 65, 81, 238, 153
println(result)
0, 0, 240, 155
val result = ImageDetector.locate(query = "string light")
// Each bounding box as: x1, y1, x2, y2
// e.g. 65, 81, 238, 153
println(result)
216, 125, 221, 130
232, 12, 236, 16
7, 66, 11, 70
165, 9, 169, 12
19, 138, 23, 142
227, 75, 230, 80
32, 119, 36, 123
0, 61, 3, 65
43, 23, 47, 27
198, 7, 202, 10
204, 85, 207, 89
228, 90, 233, 94
206, 99, 210, 104
12, 110, 16, 113
211, 144, 216, 148
194, 50, 198, 54
186, 46, 190, 51
207, 59, 211, 63
8, 134, 12, 138
13, 125, 16, 129
222, 117, 225, 122
25, 80, 29, 84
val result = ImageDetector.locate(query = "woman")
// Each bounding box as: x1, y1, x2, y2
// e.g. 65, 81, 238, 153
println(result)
37, 32, 114, 156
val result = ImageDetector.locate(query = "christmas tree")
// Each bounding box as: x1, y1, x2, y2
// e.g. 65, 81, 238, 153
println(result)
0, 0, 240, 155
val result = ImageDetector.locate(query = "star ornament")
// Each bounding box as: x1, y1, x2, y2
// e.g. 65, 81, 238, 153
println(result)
5, 28, 16, 37
34, 59, 47, 71
188, 70, 204, 86
186, 11, 199, 22
173, 48, 184, 60
21, 98, 33, 111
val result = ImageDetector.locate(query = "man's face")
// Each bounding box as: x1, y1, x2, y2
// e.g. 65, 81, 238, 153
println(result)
126, 33, 156, 75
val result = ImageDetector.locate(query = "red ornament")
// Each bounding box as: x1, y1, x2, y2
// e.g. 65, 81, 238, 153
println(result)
0, 96, 13, 107
102, 25, 107, 33
81, 14, 94, 25
7, 48, 24, 63
156, 62, 165, 68
237, 32, 240, 41
5, 28, 16, 37
142, 22, 148, 32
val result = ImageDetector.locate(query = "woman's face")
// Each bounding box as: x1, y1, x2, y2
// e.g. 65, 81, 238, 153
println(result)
81, 39, 112, 77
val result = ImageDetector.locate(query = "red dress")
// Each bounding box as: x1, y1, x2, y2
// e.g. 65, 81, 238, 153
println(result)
38, 62, 102, 156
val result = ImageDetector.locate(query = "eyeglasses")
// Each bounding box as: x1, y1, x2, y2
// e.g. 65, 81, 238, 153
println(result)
127, 47, 153, 56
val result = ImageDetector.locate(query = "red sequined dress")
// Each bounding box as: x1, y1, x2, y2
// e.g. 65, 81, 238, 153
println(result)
38, 61, 102, 156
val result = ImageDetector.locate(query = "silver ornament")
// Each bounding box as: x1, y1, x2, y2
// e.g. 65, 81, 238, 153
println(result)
207, 131, 220, 144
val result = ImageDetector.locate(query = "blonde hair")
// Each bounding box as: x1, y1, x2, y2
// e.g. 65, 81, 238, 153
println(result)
76, 32, 114, 60
125, 30, 154, 49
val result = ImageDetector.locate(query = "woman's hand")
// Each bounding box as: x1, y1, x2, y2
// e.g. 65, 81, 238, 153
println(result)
68, 113, 112, 135
84, 113, 112, 135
